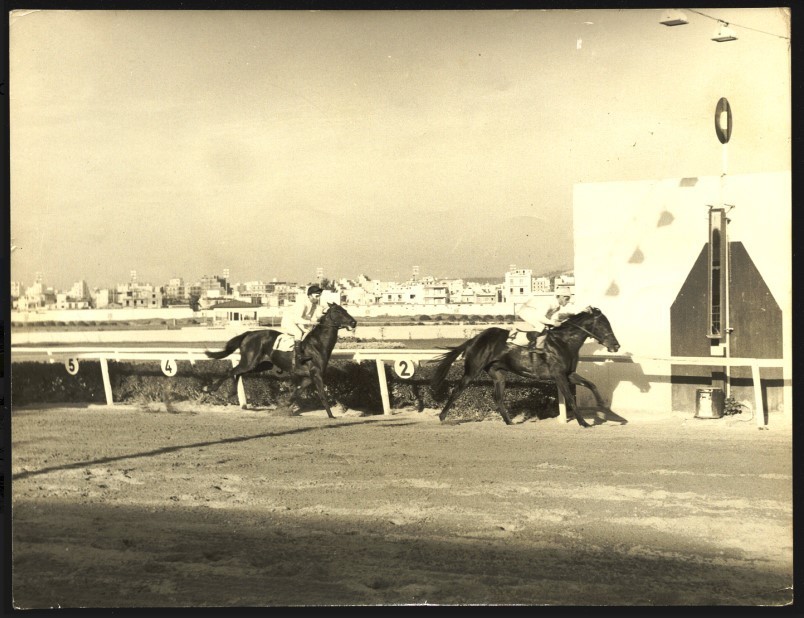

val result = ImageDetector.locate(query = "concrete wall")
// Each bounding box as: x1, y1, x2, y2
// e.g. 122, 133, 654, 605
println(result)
573, 171, 791, 415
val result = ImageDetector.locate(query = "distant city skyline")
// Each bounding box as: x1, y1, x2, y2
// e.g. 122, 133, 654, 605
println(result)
10, 9, 791, 290
12, 262, 572, 292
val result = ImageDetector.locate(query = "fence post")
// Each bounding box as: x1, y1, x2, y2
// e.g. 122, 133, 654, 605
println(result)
100, 357, 114, 406
231, 358, 247, 408
557, 391, 567, 423
376, 359, 391, 415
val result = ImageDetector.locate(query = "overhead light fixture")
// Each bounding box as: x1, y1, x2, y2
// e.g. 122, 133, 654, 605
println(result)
659, 10, 689, 26
712, 22, 738, 42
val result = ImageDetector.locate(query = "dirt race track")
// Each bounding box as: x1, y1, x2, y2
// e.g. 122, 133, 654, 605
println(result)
10, 402, 793, 608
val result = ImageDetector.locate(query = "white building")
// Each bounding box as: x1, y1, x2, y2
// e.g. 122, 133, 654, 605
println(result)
573, 171, 791, 417
503, 267, 533, 304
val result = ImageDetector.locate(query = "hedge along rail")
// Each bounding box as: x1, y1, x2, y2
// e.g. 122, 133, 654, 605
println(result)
10, 346, 783, 428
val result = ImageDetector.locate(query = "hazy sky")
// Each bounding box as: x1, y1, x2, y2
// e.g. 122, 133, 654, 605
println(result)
9, 8, 791, 289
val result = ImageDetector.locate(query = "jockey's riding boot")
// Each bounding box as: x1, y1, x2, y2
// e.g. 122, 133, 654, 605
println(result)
294, 340, 304, 367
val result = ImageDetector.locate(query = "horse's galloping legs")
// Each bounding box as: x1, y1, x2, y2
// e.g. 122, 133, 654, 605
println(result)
288, 376, 312, 414
210, 354, 263, 404
206, 371, 231, 394
568, 372, 609, 411
206, 363, 245, 396
309, 367, 335, 419
553, 372, 590, 428
487, 366, 513, 425
439, 373, 474, 422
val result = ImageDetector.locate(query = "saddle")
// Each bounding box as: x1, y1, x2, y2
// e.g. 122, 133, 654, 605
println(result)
273, 333, 295, 352
506, 328, 541, 348
508, 328, 547, 369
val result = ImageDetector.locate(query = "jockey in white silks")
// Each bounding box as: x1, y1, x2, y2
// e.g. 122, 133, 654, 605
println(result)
516, 286, 586, 356
280, 284, 325, 365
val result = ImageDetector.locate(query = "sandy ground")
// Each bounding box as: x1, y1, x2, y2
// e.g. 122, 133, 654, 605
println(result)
10, 403, 793, 608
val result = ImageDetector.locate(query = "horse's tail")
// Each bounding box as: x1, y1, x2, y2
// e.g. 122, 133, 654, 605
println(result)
430, 338, 473, 390
205, 331, 251, 360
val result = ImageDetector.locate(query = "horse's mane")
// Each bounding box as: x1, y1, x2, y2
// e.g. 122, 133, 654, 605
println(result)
554, 306, 601, 331
314, 302, 349, 328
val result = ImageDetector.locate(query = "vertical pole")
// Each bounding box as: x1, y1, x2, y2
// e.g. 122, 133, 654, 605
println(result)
232, 357, 247, 408
722, 142, 731, 398
751, 363, 765, 428
376, 359, 391, 415
100, 357, 114, 406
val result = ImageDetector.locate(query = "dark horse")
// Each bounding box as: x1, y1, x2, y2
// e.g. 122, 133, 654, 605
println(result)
203, 303, 357, 417
430, 307, 621, 427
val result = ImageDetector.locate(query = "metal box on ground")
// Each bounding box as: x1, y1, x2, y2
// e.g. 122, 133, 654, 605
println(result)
695, 388, 725, 419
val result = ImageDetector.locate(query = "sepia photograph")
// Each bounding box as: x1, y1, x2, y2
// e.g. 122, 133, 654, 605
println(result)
6, 6, 793, 608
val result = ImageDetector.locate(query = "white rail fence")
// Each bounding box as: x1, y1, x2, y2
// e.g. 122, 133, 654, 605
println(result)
10, 347, 784, 428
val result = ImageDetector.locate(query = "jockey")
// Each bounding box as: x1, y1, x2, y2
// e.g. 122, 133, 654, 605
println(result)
516, 286, 581, 357
280, 284, 325, 364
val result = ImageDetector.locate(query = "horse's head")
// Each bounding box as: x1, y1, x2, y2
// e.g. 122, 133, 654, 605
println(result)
323, 302, 357, 331
567, 307, 620, 353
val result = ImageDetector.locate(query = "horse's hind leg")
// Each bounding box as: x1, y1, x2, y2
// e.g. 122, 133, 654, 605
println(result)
487, 366, 513, 425
439, 373, 474, 422
205, 373, 228, 393
288, 376, 312, 414
205, 368, 236, 394
225, 355, 265, 407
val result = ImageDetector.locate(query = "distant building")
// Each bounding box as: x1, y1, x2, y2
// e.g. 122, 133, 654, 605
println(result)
55, 292, 91, 310
422, 281, 449, 305
533, 276, 551, 293
164, 277, 188, 303
504, 267, 534, 304
55, 280, 93, 308
211, 299, 259, 324
16, 275, 56, 311
115, 281, 163, 308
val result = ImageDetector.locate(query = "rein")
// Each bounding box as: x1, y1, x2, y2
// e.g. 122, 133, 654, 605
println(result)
316, 306, 352, 331
558, 313, 603, 344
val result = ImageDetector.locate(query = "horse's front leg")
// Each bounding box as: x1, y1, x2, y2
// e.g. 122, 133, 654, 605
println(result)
553, 372, 590, 428
568, 372, 609, 410
309, 368, 334, 419
487, 366, 513, 425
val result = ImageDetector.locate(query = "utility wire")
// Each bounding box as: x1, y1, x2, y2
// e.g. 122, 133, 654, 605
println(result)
687, 8, 790, 41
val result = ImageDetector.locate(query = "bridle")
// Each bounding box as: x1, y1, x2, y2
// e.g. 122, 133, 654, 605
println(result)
555, 311, 605, 345
320, 305, 355, 330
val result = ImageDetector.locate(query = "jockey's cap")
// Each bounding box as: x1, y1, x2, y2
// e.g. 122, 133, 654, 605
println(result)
307, 285, 324, 295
